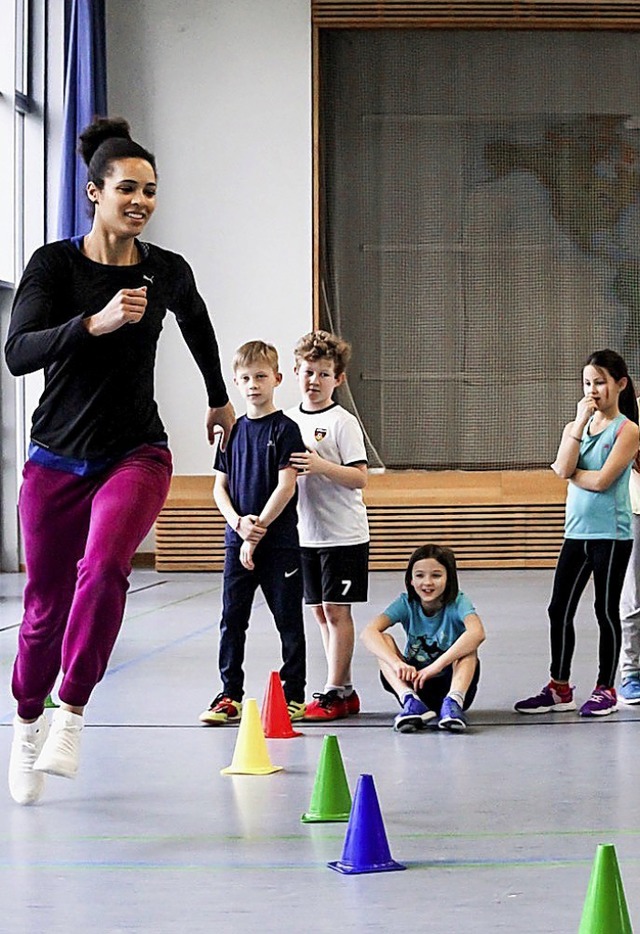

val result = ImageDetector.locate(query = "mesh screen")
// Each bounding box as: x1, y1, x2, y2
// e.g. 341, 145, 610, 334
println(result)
320, 29, 640, 469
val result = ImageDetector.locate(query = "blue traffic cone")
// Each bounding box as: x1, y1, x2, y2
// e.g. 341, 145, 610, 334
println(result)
328, 773, 405, 874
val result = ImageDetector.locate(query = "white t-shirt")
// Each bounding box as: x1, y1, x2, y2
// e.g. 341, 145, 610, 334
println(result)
285, 402, 370, 547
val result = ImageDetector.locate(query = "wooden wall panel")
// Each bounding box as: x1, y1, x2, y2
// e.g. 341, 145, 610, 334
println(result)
312, 1, 640, 29
155, 472, 567, 571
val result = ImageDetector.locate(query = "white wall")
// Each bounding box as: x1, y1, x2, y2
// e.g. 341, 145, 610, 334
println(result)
106, 0, 313, 474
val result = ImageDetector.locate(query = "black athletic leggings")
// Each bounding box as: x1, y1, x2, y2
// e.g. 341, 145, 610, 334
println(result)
548, 538, 633, 688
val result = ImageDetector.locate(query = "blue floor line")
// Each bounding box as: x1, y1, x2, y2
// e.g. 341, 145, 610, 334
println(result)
1, 853, 638, 873
104, 581, 269, 676
104, 619, 218, 677
0, 581, 232, 723
2, 827, 639, 844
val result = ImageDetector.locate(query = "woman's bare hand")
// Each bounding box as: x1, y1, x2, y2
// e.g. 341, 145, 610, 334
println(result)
83, 287, 147, 336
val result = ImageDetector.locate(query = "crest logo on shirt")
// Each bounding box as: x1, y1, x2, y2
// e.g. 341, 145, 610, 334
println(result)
314, 428, 327, 442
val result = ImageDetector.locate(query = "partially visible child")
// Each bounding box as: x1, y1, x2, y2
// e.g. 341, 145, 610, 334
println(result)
360, 544, 485, 732
619, 402, 640, 704
286, 330, 369, 721
199, 341, 307, 725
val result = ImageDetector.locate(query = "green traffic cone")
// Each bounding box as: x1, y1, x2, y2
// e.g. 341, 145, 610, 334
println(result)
301, 734, 352, 823
44, 694, 59, 709
579, 844, 633, 933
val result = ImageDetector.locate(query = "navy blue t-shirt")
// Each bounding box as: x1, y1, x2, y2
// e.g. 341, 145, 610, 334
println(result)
215, 411, 304, 549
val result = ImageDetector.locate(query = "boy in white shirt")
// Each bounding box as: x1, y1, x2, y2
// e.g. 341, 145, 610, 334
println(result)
287, 331, 369, 720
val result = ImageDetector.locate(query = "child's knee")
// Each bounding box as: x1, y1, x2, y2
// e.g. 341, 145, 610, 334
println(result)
323, 604, 353, 627
311, 605, 328, 627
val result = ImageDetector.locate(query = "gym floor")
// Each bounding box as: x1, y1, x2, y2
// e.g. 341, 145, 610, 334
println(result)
1, 567, 639, 933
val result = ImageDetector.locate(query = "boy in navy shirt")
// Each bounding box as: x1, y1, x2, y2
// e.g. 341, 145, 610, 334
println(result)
199, 341, 307, 724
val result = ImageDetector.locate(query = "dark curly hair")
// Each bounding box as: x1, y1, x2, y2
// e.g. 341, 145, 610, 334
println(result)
293, 330, 352, 377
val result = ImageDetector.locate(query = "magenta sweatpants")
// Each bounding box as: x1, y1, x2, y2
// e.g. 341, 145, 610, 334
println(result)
12, 445, 172, 720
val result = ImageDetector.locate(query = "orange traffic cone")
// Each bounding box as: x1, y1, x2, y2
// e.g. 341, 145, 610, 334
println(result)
221, 699, 283, 775
261, 671, 302, 738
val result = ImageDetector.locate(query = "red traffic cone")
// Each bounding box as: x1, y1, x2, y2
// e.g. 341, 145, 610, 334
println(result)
261, 671, 302, 738
328, 773, 405, 874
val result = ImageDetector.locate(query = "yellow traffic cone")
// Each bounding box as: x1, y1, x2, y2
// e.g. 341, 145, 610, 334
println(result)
221, 698, 283, 775
579, 844, 632, 933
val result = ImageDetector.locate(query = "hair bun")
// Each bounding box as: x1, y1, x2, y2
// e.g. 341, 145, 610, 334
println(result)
77, 117, 132, 166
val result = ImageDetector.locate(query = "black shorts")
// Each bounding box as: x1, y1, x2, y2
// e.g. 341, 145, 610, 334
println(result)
301, 543, 369, 605
381, 659, 481, 712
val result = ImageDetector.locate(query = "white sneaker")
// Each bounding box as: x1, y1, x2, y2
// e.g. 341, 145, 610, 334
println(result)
34, 709, 83, 779
9, 714, 50, 805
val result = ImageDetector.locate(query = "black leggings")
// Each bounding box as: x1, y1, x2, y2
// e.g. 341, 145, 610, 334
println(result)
548, 538, 633, 688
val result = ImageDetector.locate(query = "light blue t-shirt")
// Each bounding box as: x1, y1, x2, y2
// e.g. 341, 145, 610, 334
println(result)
565, 413, 633, 540
383, 591, 476, 670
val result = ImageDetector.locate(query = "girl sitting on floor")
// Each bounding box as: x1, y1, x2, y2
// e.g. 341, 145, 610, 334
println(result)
360, 544, 485, 733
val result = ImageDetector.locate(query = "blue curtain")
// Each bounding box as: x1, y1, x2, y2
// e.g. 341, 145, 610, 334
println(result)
57, 0, 107, 240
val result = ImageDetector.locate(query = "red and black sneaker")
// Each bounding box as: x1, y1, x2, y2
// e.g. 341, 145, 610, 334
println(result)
344, 690, 361, 715
303, 689, 348, 721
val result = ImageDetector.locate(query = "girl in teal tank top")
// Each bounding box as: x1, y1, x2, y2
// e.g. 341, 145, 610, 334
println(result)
515, 350, 639, 718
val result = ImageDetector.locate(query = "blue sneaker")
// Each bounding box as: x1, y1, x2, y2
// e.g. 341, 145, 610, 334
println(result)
438, 695, 467, 732
393, 695, 435, 733
619, 675, 640, 706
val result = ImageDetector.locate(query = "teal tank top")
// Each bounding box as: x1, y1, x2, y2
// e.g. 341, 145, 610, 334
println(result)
564, 413, 632, 540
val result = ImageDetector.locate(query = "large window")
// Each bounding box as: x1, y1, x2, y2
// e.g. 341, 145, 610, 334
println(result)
0, 0, 53, 571
0, 2, 18, 285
